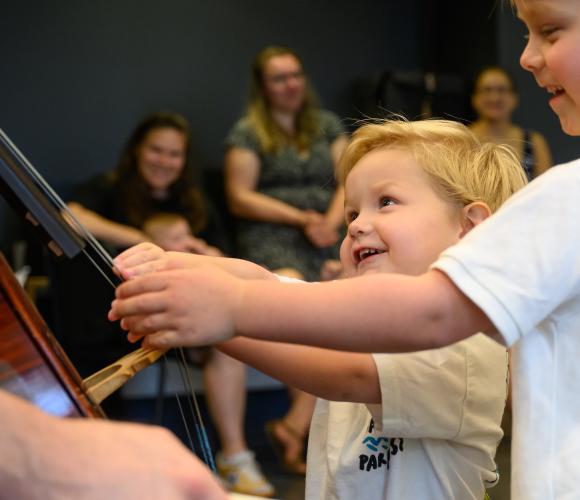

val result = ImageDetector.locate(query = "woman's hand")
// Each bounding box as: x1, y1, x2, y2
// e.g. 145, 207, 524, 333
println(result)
183, 236, 223, 257
320, 259, 343, 281
303, 211, 340, 248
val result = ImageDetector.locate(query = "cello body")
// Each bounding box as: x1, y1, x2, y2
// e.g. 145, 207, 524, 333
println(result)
0, 251, 104, 417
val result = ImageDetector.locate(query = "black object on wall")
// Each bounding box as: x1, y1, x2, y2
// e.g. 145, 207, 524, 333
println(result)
352, 70, 469, 122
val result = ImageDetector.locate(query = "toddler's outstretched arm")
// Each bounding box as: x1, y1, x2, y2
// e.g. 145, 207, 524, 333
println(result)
113, 242, 276, 281
219, 338, 380, 403
110, 264, 493, 353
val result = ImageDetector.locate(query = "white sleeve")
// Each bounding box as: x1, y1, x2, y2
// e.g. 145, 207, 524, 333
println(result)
433, 162, 580, 347
274, 274, 308, 284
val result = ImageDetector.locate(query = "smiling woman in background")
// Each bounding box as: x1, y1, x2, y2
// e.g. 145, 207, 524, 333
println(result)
469, 66, 552, 180
67, 111, 275, 497
224, 45, 348, 475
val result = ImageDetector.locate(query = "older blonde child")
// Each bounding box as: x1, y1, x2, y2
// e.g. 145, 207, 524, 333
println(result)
110, 2, 580, 498
113, 120, 527, 498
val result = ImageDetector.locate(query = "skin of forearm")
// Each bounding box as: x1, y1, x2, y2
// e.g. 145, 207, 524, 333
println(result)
165, 252, 277, 281
235, 270, 493, 353
219, 338, 380, 403
228, 190, 308, 227
0, 391, 65, 496
68, 203, 147, 247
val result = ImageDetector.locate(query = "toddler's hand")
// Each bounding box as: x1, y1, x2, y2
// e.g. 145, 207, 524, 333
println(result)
114, 242, 169, 279
108, 267, 244, 348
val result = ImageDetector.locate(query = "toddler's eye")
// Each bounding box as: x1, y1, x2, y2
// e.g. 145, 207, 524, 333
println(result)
346, 211, 358, 223
380, 197, 395, 207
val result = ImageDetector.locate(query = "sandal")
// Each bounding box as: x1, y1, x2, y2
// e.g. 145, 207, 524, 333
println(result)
264, 419, 307, 475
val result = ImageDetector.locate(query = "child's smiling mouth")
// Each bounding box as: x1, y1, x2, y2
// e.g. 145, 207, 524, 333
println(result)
354, 247, 386, 264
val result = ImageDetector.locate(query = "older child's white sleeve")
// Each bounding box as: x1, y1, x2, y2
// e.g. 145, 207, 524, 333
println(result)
367, 334, 506, 446
433, 161, 580, 347
274, 274, 307, 284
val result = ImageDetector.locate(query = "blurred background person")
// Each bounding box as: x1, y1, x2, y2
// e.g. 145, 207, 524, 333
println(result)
142, 212, 222, 256
67, 112, 274, 497
469, 66, 552, 180
224, 45, 348, 474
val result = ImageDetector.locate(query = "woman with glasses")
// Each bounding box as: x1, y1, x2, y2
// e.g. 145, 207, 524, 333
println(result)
469, 66, 552, 180
224, 45, 348, 475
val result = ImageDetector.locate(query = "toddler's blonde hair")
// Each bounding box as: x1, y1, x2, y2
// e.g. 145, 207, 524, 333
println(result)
339, 119, 527, 213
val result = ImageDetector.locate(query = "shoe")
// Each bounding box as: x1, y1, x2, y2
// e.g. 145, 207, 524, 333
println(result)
264, 419, 307, 475
216, 450, 275, 498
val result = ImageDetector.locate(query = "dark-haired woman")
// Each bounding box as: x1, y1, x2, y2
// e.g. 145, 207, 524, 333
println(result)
68, 111, 274, 497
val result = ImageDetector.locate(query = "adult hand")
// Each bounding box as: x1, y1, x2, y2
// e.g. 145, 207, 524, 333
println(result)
0, 390, 228, 500
183, 236, 223, 257
320, 259, 343, 281
303, 213, 340, 248
109, 267, 244, 348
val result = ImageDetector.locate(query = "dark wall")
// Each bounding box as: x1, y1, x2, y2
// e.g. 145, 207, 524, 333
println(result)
1, 1, 419, 185
1, 1, 510, 256
497, 7, 578, 164
0, 0, 421, 252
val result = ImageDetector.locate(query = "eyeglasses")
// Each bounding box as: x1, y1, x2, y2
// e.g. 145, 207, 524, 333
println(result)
476, 86, 514, 96
266, 71, 305, 85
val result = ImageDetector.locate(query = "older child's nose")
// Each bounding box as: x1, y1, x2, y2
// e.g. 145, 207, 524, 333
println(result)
520, 37, 543, 73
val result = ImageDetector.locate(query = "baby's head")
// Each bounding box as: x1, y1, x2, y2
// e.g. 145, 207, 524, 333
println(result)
143, 213, 192, 251
339, 119, 527, 278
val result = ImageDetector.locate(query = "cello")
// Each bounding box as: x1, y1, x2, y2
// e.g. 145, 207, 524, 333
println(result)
0, 127, 213, 463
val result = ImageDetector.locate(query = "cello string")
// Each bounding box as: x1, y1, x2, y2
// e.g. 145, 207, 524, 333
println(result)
176, 347, 217, 472
1, 129, 216, 467
0, 129, 115, 271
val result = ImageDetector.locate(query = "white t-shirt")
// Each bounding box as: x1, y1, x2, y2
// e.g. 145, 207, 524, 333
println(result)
306, 334, 507, 499
433, 160, 580, 500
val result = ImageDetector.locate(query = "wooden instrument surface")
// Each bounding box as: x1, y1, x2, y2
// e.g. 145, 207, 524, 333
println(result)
0, 252, 104, 418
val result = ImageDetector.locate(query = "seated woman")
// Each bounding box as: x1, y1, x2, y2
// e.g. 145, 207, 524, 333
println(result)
224, 45, 348, 474
469, 65, 552, 180
68, 111, 274, 498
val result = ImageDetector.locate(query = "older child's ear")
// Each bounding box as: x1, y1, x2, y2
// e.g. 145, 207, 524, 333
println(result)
460, 202, 492, 237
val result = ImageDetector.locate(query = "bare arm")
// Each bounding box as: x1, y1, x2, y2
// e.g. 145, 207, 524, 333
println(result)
113, 242, 276, 281
531, 132, 553, 177
110, 267, 493, 354
219, 338, 380, 403
68, 202, 147, 247
0, 390, 227, 500
235, 270, 493, 352
224, 147, 311, 227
